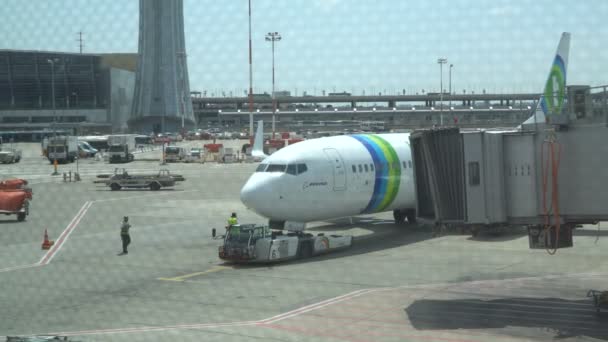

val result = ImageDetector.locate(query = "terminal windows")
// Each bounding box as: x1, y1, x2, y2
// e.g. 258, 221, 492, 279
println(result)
468, 162, 480, 186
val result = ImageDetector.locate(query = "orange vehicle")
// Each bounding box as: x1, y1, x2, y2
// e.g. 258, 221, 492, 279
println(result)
0, 178, 32, 221
0, 178, 28, 190
0, 190, 30, 221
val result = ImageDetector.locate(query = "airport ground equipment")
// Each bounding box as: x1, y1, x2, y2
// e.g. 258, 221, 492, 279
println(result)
107, 135, 136, 163
410, 85, 608, 250
47, 136, 78, 164
94, 168, 185, 191
218, 224, 352, 263
0, 190, 31, 221
164, 145, 186, 162
0, 147, 21, 164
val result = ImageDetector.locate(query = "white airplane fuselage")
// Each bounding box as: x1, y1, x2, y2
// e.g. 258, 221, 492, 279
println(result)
240, 133, 416, 223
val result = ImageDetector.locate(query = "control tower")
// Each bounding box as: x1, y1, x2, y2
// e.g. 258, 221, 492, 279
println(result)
129, 0, 195, 133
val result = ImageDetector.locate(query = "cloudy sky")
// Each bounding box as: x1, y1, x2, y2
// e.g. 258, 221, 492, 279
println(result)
1, 0, 607, 95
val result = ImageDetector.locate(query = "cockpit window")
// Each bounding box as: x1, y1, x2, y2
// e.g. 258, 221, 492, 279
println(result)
266, 164, 286, 172
297, 164, 308, 174
256, 164, 267, 172
286, 164, 297, 175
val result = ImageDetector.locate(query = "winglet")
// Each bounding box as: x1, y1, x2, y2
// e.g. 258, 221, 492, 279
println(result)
251, 120, 268, 160
520, 32, 571, 128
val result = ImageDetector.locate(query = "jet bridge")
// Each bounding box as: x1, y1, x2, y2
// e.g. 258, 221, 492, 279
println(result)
410, 85, 608, 249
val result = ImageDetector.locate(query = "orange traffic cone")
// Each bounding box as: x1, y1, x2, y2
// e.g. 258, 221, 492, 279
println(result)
41, 229, 54, 250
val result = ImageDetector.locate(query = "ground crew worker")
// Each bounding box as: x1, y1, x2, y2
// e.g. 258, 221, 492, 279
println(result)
119, 216, 131, 255
226, 212, 239, 239
227, 212, 238, 227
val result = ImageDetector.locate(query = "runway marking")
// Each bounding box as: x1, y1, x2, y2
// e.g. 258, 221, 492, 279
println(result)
0, 263, 41, 273
158, 266, 229, 281
258, 288, 377, 324
31, 271, 608, 338
50, 320, 260, 337
38, 201, 92, 265
1, 189, 200, 274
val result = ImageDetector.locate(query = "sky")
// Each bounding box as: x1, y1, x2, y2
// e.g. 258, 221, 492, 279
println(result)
1, 0, 607, 96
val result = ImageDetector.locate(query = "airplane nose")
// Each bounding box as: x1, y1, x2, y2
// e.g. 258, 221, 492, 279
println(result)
240, 181, 259, 209
240, 175, 280, 218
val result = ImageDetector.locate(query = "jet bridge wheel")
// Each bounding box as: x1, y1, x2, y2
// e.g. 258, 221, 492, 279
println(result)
149, 182, 161, 191
110, 183, 121, 191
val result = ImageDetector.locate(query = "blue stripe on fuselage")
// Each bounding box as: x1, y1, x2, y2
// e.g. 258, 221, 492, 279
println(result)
351, 135, 388, 213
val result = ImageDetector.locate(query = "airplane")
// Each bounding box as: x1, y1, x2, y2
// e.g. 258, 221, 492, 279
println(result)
241, 32, 570, 231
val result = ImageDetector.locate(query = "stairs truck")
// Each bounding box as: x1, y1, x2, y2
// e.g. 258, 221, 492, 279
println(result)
47, 136, 78, 164
219, 224, 352, 263
107, 135, 136, 163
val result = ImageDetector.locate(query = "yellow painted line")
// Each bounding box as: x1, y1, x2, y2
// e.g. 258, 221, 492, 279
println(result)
158, 266, 228, 282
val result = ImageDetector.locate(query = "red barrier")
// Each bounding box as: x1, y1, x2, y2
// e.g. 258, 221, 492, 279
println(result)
204, 143, 224, 153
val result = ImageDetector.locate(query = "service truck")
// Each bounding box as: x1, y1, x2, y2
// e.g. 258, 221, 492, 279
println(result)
47, 136, 78, 164
164, 146, 186, 162
218, 224, 352, 263
94, 168, 185, 191
0, 179, 32, 222
107, 135, 136, 163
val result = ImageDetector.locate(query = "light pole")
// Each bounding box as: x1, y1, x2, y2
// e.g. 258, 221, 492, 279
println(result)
437, 58, 447, 126
265, 31, 281, 139
48, 58, 60, 175
449, 63, 453, 118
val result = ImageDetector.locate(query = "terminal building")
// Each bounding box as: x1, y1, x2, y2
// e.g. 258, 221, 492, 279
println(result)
0, 50, 136, 140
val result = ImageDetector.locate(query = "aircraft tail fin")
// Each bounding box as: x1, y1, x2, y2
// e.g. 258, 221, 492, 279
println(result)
251, 120, 268, 159
521, 32, 570, 127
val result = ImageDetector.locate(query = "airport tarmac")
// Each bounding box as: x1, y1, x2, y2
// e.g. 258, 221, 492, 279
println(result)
1, 143, 608, 341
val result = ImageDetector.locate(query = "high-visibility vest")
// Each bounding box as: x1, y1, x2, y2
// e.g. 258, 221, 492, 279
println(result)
227, 217, 238, 226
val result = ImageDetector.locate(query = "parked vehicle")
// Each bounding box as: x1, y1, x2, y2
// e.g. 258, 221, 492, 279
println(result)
164, 146, 186, 162
94, 168, 185, 191
107, 135, 136, 163
47, 136, 78, 164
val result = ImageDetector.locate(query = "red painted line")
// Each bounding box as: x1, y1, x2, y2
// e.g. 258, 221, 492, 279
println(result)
38, 201, 91, 265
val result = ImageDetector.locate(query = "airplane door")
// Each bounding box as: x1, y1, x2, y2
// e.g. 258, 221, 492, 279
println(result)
323, 148, 346, 191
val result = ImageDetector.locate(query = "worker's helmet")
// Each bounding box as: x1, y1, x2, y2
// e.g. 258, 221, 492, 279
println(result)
123, 216, 129, 221
231, 212, 237, 217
